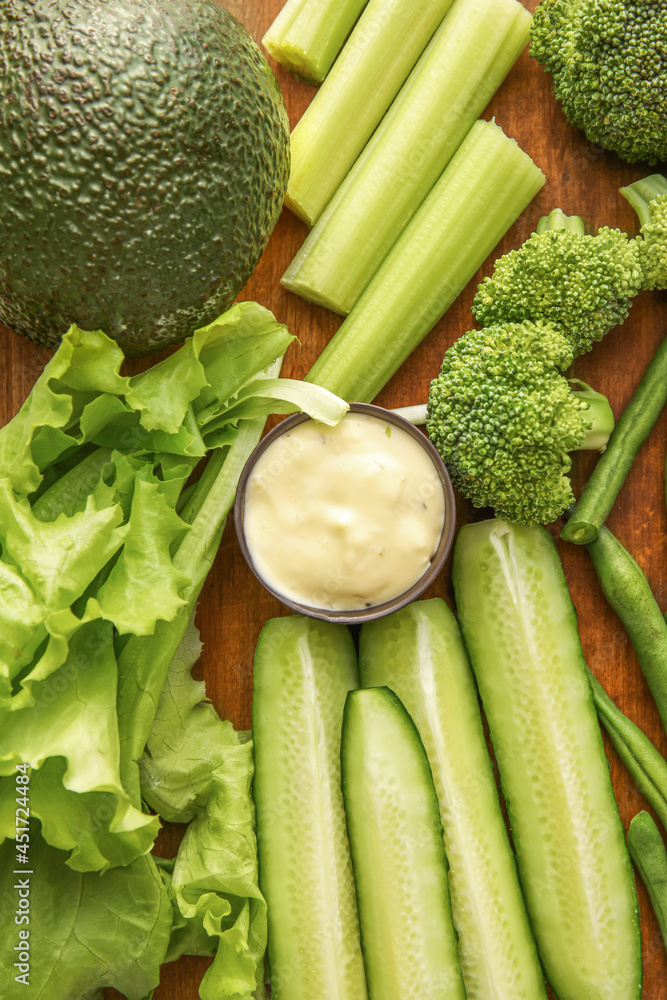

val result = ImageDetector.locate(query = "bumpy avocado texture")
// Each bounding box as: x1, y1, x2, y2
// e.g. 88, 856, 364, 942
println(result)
0, 0, 290, 355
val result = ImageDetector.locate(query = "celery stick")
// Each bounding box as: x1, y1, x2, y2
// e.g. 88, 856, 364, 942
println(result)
283, 0, 531, 314
286, 0, 456, 225
262, 0, 369, 85
305, 119, 545, 403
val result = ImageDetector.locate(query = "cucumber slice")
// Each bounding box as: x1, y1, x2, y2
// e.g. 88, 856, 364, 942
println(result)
359, 599, 546, 1000
452, 519, 642, 1000
341, 686, 466, 1000
252, 615, 367, 1000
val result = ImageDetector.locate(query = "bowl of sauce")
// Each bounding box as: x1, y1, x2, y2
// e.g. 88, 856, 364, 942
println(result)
234, 402, 456, 624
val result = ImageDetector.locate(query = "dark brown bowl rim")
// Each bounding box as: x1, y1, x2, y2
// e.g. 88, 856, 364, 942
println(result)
233, 401, 456, 625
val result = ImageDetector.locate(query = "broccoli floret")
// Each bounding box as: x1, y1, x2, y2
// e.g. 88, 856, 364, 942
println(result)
426, 321, 614, 526
472, 208, 643, 355
639, 197, 667, 291
621, 173, 667, 291
530, 0, 667, 165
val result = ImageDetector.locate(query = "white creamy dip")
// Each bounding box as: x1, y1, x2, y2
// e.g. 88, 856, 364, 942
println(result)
242, 413, 446, 611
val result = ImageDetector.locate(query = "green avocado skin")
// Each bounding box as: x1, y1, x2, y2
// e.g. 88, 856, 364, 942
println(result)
0, 0, 290, 355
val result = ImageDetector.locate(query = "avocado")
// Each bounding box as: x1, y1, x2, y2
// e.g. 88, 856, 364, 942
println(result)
0, 0, 290, 355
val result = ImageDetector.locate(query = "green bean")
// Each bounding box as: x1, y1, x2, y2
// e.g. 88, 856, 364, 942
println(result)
586, 667, 667, 832
586, 526, 667, 731
627, 811, 667, 950
561, 335, 667, 544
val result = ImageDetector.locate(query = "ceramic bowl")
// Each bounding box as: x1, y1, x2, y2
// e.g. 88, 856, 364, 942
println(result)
233, 401, 456, 625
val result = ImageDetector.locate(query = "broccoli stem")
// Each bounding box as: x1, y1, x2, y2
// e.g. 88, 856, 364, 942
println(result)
620, 174, 667, 227
586, 668, 667, 833
585, 526, 667, 733
282, 0, 532, 314
535, 208, 585, 234
569, 382, 615, 453
391, 404, 428, 426
286, 0, 456, 225
561, 335, 667, 544
262, 0, 368, 85
305, 119, 545, 403
627, 812, 667, 951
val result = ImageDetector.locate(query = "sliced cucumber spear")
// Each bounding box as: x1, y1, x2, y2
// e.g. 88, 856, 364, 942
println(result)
283, 0, 531, 315
341, 686, 466, 1000
453, 519, 642, 1000
252, 616, 367, 1000
359, 599, 546, 1000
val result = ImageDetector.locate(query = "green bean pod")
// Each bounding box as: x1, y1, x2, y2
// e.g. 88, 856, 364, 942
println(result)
627, 812, 667, 950
586, 667, 667, 832
561, 335, 667, 544
586, 526, 667, 731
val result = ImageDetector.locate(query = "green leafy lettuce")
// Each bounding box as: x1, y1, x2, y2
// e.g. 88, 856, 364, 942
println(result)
142, 620, 267, 1000
0, 827, 172, 1000
0, 302, 347, 873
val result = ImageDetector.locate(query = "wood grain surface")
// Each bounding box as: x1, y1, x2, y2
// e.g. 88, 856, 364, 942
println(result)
2, 0, 665, 996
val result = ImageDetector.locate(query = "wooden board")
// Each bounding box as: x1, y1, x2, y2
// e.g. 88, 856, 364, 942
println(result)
1, 0, 665, 995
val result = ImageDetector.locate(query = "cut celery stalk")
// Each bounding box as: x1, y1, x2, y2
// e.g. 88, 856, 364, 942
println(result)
262, 0, 369, 85
283, 0, 532, 314
453, 519, 642, 1000
305, 119, 545, 403
286, 0, 456, 225
359, 599, 546, 1000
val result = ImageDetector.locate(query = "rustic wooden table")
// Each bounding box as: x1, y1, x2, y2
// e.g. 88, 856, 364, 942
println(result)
2, 0, 665, 995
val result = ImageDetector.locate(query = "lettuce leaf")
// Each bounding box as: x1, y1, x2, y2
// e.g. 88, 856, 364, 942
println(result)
0, 828, 172, 1000
202, 376, 351, 449
0, 328, 128, 497
0, 302, 295, 498
116, 371, 346, 806
94, 475, 191, 636
141, 621, 267, 1000
0, 300, 346, 879
0, 483, 127, 611
0, 621, 158, 872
